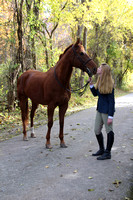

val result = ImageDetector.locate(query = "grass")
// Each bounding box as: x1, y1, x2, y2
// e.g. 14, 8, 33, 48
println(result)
0, 87, 131, 141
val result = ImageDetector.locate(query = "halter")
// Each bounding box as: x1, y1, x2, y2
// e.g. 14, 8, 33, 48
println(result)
72, 45, 92, 77
54, 45, 92, 95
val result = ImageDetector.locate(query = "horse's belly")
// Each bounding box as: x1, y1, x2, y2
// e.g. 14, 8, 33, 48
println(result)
24, 75, 70, 106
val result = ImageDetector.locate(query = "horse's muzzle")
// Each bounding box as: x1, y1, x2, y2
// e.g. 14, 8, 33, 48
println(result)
86, 68, 92, 77
86, 67, 97, 77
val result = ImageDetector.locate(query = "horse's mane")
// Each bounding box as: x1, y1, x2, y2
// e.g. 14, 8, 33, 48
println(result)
59, 44, 73, 60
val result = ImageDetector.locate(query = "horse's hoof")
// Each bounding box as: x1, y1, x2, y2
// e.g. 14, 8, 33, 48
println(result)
60, 143, 67, 148
31, 133, 36, 138
46, 144, 53, 149
23, 137, 28, 141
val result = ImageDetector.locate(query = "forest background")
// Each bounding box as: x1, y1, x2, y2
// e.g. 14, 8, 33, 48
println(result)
0, 0, 133, 139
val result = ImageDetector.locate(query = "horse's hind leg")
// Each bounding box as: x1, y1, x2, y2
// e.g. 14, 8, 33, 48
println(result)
30, 102, 38, 138
46, 105, 55, 149
20, 97, 29, 141
59, 103, 68, 148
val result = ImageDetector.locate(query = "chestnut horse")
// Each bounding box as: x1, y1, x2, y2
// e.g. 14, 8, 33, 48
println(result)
17, 39, 97, 148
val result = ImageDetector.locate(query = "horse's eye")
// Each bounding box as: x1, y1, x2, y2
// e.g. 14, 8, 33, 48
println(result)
80, 52, 84, 56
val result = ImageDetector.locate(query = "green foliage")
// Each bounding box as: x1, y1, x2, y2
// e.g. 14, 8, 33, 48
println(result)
121, 71, 133, 91
0, 87, 130, 141
0, 0, 133, 121
0, 63, 9, 106
0, 61, 19, 111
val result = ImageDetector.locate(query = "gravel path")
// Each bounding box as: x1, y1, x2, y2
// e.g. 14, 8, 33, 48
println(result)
0, 93, 133, 200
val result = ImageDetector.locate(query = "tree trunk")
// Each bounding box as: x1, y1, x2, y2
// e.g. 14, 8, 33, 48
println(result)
6, 0, 24, 111
15, 0, 24, 72
31, 0, 41, 69
7, 64, 21, 112
79, 26, 87, 87
45, 38, 49, 69
31, 38, 36, 69
25, 0, 41, 70
77, 25, 83, 38
93, 23, 99, 65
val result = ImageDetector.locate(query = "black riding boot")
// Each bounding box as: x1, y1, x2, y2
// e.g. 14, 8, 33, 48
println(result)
92, 133, 105, 156
97, 131, 114, 160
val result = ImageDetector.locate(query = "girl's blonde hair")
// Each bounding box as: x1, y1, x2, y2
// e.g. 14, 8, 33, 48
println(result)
95, 63, 114, 94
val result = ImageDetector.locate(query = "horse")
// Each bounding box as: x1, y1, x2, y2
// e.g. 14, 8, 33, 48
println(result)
17, 38, 97, 149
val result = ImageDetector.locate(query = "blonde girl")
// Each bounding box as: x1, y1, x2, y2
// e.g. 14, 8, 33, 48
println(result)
89, 63, 115, 160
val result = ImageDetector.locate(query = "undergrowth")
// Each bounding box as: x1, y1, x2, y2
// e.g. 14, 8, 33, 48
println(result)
0, 88, 130, 141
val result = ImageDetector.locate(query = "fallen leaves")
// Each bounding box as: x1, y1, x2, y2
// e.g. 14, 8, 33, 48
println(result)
73, 170, 78, 173
48, 149, 53, 152
112, 179, 122, 188
71, 128, 76, 131
88, 176, 93, 179
87, 176, 94, 191
98, 199, 106, 200
125, 197, 130, 200
66, 156, 72, 159
108, 188, 114, 192
70, 136, 76, 140
88, 188, 95, 191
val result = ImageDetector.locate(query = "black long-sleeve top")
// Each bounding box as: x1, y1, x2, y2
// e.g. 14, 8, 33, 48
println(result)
90, 86, 115, 117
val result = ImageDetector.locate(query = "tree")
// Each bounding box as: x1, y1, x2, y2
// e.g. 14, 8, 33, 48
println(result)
0, 0, 133, 112
0, 0, 23, 111
38, 0, 69, 68
87, 0, 133, 86
15, 0, 24, 71
25, 0, 41, 70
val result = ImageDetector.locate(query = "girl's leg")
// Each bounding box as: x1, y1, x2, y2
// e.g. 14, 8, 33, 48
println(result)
97, 114, 114, 160
102, 113, 113, 134
92, 112, 105, 156
94, 111, 103, 135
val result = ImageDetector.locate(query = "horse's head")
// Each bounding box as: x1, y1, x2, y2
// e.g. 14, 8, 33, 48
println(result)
72, 38, 97, 77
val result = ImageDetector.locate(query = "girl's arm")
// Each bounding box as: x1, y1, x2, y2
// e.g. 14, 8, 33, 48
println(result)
107, 89, 115, 125
88, 77, 98, 96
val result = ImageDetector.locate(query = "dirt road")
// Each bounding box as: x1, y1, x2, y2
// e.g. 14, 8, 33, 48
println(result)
0, 93, 133, 200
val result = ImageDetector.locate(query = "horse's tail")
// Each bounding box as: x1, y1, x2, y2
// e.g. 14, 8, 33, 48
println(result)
17, 75, 25, 101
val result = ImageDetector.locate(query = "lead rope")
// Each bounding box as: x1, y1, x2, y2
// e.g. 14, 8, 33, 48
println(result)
54, 65, 90, 96
75, 81, 90, 96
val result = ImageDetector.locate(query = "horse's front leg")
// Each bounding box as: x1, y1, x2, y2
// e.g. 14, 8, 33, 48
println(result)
46, 105, 55, 149
59, 103, 68, 148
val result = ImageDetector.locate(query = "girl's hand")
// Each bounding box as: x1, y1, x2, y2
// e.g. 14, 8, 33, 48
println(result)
88, 77, 93, 85
107, 118, 113, 125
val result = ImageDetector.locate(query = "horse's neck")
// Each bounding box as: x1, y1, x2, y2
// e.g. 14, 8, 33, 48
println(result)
56, 62, 73, 86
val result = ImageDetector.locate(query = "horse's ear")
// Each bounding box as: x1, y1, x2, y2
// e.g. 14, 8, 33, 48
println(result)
74, 38, 82, 47
59, 54, 63, 60
76, 38, 81, 44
